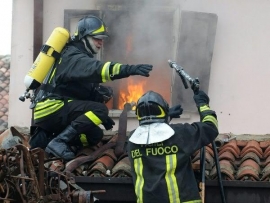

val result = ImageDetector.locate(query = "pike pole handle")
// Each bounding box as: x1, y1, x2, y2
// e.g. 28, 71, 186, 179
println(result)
168, 60, 200, 94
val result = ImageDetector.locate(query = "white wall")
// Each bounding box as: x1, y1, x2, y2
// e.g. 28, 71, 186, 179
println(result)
9, 0, 34, 127
182, 0, 270, 135
9, 0, 270, 135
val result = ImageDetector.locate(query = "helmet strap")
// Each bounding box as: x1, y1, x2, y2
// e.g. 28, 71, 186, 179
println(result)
82, 36, 98, 54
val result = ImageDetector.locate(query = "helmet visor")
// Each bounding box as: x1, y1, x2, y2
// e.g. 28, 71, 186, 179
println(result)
92, 34, 109, 39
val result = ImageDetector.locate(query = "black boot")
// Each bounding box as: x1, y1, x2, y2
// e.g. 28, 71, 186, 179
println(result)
45, 125, 78, 161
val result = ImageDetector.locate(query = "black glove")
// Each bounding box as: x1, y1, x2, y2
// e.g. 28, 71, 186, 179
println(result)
94, 85, 113, 104
169, 104, 183, 119
127, 64, 153, 77
193, 90, 210, 106
102, 117, 115, 130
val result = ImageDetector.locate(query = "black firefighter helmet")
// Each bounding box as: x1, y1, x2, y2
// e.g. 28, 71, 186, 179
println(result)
73, 15, 109, 40
136, 91, 169, 125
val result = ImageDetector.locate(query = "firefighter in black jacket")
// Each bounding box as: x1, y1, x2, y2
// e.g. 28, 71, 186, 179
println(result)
127, 90, 218, 203
33, 15, 153, 161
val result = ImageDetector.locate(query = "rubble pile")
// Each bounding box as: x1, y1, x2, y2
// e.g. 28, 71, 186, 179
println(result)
0, 127, 102, 203
0, 55, 10, 129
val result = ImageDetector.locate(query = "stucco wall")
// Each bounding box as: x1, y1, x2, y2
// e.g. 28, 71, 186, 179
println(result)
9, 0, 34, 127
9, 0, 270, 135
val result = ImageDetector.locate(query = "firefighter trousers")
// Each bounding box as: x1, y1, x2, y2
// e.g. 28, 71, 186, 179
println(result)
34, 99, 109, 146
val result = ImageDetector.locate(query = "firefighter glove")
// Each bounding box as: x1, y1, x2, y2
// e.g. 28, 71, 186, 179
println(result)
102, 117, 115, 130
112, 64, 153, 80
193, 90, 210, 106
126, 64, 153, 77
169, 104, 183, 119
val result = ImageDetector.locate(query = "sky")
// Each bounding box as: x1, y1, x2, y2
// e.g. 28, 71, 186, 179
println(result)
0, 0, 12, 55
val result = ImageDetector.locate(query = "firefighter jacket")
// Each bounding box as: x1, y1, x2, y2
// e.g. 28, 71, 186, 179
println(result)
127, 105, 218, 203
34, 41, 124, 121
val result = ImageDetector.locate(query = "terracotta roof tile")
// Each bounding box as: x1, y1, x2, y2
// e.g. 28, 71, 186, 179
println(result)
239, 152, 260, 166
236, 140, 248, 148
191, 149, 214, 170
88, 162, 108, 177
219, 151, 236, 163
259, 141, 270, 150
263, 155, 270, 167
210, 159, 235, 180
240, 140, 263, 159
89, 154, 115, 171
236, 159, 260, 181
87, 149, 117, 177
218, 139, 241, 158
0, 56, 10, 129
111, 156, 132, 177
263, 145, 270, 159
261, 163, 270, 181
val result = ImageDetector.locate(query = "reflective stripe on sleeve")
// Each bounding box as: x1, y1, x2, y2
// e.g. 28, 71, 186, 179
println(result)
134, 158, 144, 203
101, 62, 111, 82
112, 63, 121, 75
165, 154, 180, 203
202, 115, 218, 128
199, 105, 210, 112
199, 105, 218, 129
84, 111, 103, 125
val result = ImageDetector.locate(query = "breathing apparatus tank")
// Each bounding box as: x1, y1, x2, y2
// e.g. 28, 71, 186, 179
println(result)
19, 27, 70, 102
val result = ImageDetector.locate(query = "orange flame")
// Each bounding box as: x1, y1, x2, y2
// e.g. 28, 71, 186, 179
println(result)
118, 79, 146, 110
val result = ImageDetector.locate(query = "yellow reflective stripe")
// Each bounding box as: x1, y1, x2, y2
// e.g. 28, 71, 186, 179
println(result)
156, 106, 166, 118
134, 158, 144, 203
112, 63, 121, 75
199, 105, 210, 112
202, 115, 218, 128
182, 200, 202, 203
34, 103, 63, 119
80, 134, 88, 146
85, 111, 102, 125
165, 154, 180, 203
92, 24, 105, 34
199, 104, 218, 128
35, 99, 61, 110
101, 62, 111, 82
34, 99, 73, 120
34, 100, 64, 119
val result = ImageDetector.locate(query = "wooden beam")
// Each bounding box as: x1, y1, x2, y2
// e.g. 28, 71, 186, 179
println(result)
33, 0, 43, 60
31, 0, 43, 129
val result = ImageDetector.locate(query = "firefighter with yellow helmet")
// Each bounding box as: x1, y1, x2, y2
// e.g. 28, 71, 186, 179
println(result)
31, 15, 153, 161
127, 90, 218, 203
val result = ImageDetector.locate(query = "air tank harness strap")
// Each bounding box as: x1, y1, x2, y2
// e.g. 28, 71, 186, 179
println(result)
40, 83, 54, 92
41, 44, 61, 59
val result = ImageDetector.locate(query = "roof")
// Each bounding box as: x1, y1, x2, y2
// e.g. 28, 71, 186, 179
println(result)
1, 127, 270, 182
191, 138, 270, 182
59, 132, 270, 182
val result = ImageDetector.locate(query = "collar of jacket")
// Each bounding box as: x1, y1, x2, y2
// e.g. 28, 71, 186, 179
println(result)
69, 41, 94, 58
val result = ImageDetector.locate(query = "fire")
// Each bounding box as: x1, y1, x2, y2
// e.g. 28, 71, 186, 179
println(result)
118, 79, 146, 110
